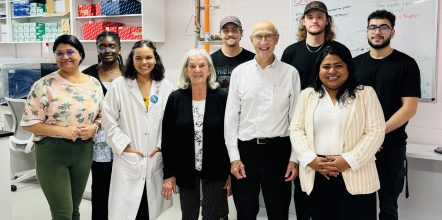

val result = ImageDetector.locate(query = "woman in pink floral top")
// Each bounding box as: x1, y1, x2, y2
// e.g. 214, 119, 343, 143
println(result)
20, 35, 103, 220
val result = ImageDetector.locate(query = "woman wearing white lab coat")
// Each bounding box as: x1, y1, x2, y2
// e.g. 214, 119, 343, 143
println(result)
102, 40, 173, 220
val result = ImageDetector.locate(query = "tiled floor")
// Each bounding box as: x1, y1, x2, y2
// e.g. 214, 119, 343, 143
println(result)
12, 179, 433, 220
10, 179, 296, 220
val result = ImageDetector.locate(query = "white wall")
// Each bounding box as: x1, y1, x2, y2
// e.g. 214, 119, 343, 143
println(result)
0, 0, 441, 146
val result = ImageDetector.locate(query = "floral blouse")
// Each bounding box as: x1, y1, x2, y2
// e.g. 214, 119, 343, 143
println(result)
20, 71, 103, 141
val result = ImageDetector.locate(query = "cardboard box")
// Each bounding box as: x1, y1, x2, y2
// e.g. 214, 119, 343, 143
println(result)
46, 0, 69, 14
94, 4, 102, 16
101, 0, 141, 15
101, 0, 119, 15
13, 3, 30, 16
105, 26, 118, 33
60, 18, 70, 34
131, 26, 142, 40
117, 26, 132, 40
83, 21, 122, 40
119, 0, 141, 15
78, 4, 101, 17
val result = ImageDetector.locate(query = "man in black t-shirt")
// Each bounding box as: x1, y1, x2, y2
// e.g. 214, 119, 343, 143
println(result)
281, 2, 349, 219
211, 16, 255, 94
210, 16, 254, 219
354, 10, 420, 220
281, 1, 349, 90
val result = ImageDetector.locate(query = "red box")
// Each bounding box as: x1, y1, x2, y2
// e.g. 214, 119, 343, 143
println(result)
118, 26, 132, 40
84, 21, 123, 40
94, 4, 102, 16
78, 4, 102, 17
105, 26, 118, 33
78, 4, 93, 17
83, 21, 102, 40
131, 26, 142, 40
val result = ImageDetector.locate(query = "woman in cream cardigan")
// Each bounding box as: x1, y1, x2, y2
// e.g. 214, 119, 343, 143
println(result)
290, 43, 385, 220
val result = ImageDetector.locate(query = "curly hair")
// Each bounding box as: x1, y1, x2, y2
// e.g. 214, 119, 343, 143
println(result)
367, 10, 396, 28
95, 31, 125, 73
296, 15, 336, 42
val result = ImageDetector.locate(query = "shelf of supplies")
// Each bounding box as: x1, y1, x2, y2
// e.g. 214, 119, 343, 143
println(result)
0, 17, 6, 20
76, 14, 141, 20
11, 12, 69, 19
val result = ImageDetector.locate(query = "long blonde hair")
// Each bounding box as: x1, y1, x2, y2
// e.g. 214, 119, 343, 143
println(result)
178, 49, 219, 90
296, 15, 336, 42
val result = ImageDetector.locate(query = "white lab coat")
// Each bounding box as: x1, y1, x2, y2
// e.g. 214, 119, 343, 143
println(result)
102, 76, 174, 220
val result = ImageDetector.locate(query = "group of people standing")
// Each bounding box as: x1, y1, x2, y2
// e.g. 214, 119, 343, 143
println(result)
20, 1, 420, 220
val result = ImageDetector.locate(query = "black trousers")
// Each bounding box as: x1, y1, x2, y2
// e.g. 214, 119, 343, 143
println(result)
180, 172, 225, 220
232, 137, 292, 220
136, 183, 149, 220
376, 144, 407, 220
293, 177, 310, 220
309, 173, 376, 220
219, 189, 229, 219
91, 161, 113, 220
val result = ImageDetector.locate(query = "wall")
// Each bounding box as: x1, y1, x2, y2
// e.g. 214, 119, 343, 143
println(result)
0, 0, 441, 145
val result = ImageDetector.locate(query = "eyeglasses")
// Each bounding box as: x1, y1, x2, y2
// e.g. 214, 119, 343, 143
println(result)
54, 49, 79, 59
252, 33, 276, 41
98, 45, 118, 53
367, 24, 393, 33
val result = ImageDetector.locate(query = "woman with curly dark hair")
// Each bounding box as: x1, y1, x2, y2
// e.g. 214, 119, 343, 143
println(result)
82, 31, 125, 220
102, 40, 174, 219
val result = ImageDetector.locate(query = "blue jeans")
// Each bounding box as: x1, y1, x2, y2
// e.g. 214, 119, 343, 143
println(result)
376, 144, 406, 220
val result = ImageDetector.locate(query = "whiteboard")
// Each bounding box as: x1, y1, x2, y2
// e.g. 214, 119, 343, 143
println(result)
290, 0, 439, 100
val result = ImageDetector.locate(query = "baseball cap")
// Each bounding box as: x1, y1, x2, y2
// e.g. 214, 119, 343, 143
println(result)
304, 1, 328, 15
219, 16, 242, 29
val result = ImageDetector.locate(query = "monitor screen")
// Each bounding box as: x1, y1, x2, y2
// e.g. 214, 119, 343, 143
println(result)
40, 63, 59, 77
8, 68, 41, 99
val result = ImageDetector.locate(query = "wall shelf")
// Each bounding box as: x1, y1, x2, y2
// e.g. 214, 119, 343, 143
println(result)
11, 12, 69, 19
76, 14, 141, 20
0, 0, 165, 43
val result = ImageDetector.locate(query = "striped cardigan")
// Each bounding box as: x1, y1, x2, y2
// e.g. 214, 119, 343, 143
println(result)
290, 86, 385, 195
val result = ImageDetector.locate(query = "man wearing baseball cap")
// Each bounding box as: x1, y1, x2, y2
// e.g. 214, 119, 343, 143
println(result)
281, 1, 350, 219
211, 16, 255, 93
210, 16, 255, 220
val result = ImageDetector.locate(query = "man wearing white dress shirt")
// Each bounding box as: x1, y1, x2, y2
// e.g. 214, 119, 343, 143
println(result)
224, 21, 301, 219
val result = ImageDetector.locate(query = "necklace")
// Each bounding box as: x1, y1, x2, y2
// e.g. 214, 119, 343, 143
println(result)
305, 41, 324, 53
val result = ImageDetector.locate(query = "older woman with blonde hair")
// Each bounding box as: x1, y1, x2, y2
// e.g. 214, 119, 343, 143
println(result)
161, 48, 231, 219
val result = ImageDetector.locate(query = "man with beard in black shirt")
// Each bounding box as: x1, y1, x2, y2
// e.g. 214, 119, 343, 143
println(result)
354, 10, 420, 220
281, 2, 349, 219
210, 16, 254, 220
211, 16, 255, 94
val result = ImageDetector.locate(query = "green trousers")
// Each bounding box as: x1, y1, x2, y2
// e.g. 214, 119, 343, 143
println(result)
35, 137, 93, 220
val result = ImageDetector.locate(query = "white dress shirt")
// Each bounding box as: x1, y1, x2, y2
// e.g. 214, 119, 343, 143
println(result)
224, 57, 301, 162
297, 91, 357, 170
313, 92, 346, 157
